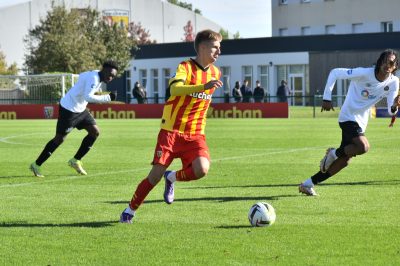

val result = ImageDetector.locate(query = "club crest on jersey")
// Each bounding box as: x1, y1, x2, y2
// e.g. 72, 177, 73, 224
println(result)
384, 86, 389, 91
190, 92, 212, 100
156, 150, 162, 158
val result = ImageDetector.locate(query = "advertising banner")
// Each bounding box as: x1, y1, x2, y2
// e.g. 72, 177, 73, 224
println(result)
0, 103, 288, 120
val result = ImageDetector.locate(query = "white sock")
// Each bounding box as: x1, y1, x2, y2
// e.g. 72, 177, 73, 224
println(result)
166, 171, 176, 183
124, 206, 135, 215
303, 178, 314, 187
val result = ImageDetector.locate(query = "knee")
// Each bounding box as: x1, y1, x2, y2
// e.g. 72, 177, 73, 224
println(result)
358, 143, 369, 155
90, 129, 100, 139
194, 165, 209, 179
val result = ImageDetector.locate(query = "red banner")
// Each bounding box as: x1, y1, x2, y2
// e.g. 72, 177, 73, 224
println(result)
0, 103, 288, 119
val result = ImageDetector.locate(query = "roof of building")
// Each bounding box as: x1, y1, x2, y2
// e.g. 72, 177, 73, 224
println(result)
134, 32, 400, 59
0, 0, 31, 9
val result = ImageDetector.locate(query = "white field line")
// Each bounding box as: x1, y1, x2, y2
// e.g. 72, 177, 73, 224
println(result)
0, 133, 47, 146
0, 132, 399, 188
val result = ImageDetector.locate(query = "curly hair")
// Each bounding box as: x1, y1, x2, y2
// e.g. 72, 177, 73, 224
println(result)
102, 60, 119, 71
375, 49, 398, 74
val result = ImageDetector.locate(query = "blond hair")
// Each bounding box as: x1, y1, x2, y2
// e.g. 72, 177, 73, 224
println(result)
194, 29, 222, 54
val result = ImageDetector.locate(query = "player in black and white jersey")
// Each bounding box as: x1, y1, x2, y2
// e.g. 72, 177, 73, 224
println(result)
30, 60, 119, 177
299, 49, 400, 196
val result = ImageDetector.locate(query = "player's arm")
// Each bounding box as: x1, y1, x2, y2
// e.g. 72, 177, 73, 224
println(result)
387, 82, 400, 116
387, 81, 399, 127
84, 76, 112, 103
169, 63, 222, 96
170, 79, 223, 96
321, 68, 364, 112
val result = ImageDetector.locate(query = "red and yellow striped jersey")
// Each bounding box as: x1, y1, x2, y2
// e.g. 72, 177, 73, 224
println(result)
161, 58, 221, 135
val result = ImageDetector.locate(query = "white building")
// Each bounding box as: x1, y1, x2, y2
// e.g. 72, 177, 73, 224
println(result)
272, 0, 400, 36
0, 0, 224, 69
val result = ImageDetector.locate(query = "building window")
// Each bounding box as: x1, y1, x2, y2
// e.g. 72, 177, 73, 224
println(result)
258, 65, 269, 95
279, 0, 288, 5
220, 66, 231, 100
151, 69, 159, 103
301, 0, 310, 3
279, 28, 288, 36
381, 21, 393, 32
242, 66, 253, 88
126, 70, 132, 102
352, 23, 363, 33
301, 26, 311, 36
325, 25, 336, 34
162, 68, 170, 102
139, 69, 147, 88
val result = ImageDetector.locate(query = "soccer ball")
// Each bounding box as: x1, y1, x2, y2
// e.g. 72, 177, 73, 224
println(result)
248, 202, 276, 227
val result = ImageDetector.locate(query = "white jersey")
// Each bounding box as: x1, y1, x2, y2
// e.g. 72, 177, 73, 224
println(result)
60, 71, 111, 113
323, 67, 399, 132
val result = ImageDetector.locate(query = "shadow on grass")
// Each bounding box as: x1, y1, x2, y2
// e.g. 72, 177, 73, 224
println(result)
215, 225, 251, 229
0, 174, 75, 179
108, 194, 298, 205
0, 220, 118, 228
182, 179, 400, 190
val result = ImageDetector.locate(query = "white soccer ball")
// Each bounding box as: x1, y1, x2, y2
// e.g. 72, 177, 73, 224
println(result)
248, 202, 276, 227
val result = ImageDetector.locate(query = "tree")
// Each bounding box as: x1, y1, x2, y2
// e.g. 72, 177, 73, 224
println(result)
24, 5, 135, 74
219, 28, 229, 40
233, 31, 241, 39
168, 0, 202, 14
128, 22, 156, 45
0, 49, 18, 75
183, 20, 194, 42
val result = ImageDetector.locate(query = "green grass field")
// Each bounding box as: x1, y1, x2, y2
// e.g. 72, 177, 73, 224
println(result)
0, 114, 399, 265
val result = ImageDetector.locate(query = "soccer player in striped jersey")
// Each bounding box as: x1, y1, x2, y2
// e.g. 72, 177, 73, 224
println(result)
120, 29, 223, 223
299, 49, 400, 196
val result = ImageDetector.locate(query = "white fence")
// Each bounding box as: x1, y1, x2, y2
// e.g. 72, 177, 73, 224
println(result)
0, 74, 78, 104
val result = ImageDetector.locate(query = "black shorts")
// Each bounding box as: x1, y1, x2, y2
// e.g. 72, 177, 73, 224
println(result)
56, 105, 96, 134
339, 121, 365, 149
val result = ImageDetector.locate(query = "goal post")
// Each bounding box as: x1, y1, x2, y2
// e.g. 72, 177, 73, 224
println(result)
0, 74, 78, 104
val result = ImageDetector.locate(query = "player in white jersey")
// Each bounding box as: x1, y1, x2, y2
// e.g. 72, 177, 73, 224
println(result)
299, 49, 400, 196
30, 60, 119, 177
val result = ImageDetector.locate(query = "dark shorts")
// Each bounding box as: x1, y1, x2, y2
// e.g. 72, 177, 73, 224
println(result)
339, 121, 365, 149
56, 105, 96, 134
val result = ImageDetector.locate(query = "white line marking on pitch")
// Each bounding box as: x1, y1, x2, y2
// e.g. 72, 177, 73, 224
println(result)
0, 132, 47, 146
0, 146, 323, 189
0, 132, 399, 189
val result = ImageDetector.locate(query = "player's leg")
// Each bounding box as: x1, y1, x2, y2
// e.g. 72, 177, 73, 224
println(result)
30, 106, 73, 177
300, 122, 366, 196
30, 133, 67, 177
68, 111, 98, 175
120, 164, 167, 223
120, 130, 174, 223
163, 135, 210, 203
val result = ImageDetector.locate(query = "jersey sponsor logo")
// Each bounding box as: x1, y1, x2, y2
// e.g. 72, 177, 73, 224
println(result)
347, 69, 353, 75
361, 89, 376, 99
190, 92, 212, 100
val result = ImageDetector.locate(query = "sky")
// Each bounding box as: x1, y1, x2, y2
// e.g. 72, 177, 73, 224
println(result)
184, 0, 271, 38
0, 0, 271, 38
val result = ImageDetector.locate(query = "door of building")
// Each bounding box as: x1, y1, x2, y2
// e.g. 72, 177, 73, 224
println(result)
289, 74, 305, 106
